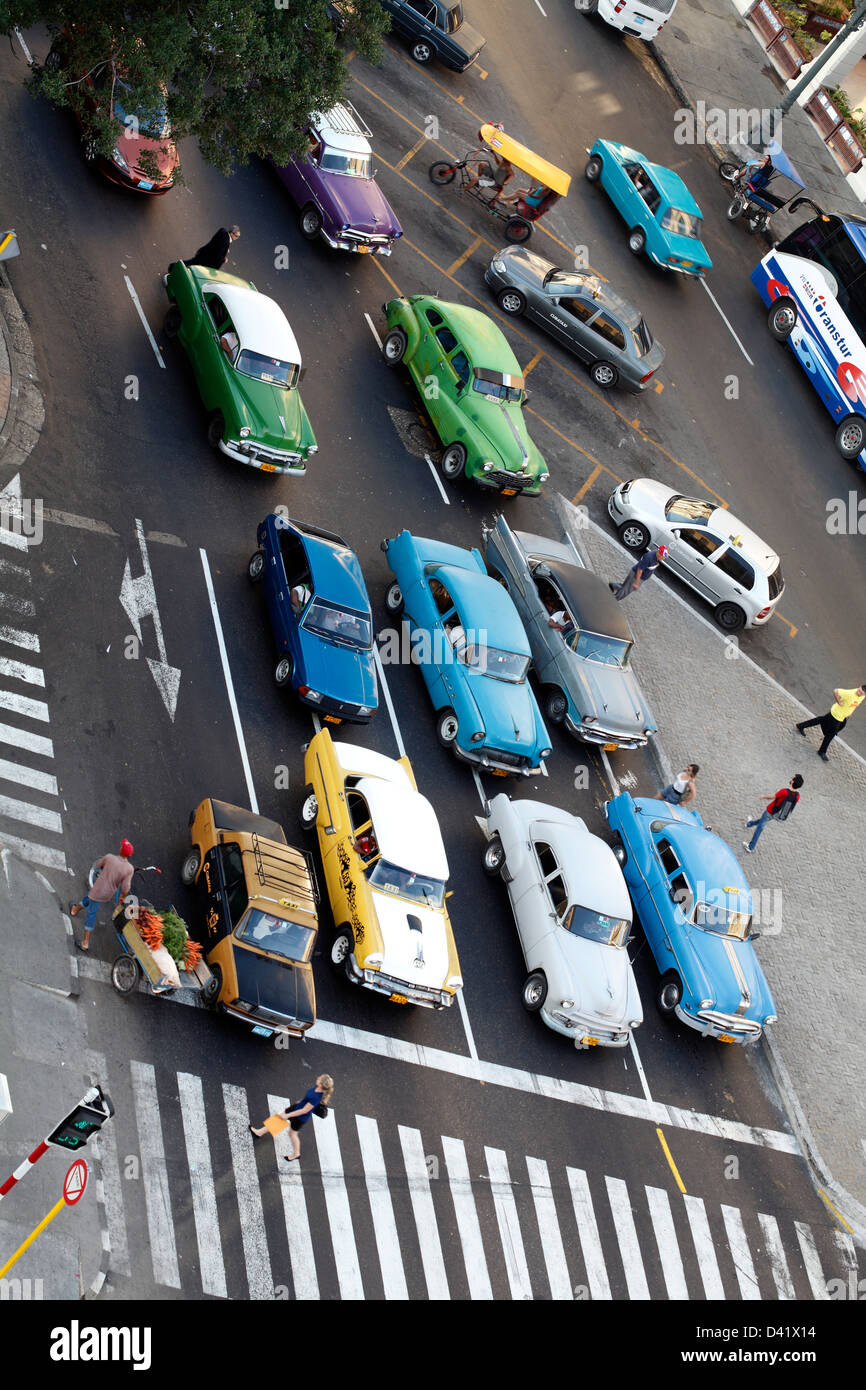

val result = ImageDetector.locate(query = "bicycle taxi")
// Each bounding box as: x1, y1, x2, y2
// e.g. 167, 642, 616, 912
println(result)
719, 142, 805, 235
429, 123, 571, 244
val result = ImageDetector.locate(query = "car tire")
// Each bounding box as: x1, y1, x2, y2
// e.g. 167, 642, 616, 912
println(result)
482, 835, 506, 877
274, 655, 294, 687
206, 411, 225, 449
111, 954, 140, 994
436, 708, 459, 747
583, 0, 600, 12
382, 328, 407, 365
299, 204, 323, 240
202, 963, 222, 1007
385, 581, 404, 616
768, 298, 797, 341
590, 360, 618, 389
411, 40, 434, 63
330, 927, 354, 973
628, 227, 646, 256
180, 848, 202, 885
163, 304, 182, 339
504, 217, 532, 244
657, 970, 682, 1017
497, 287, 526, 316
544, 687, 568, 724
713, 601, 746, 633
835, 414, 866, 459
617, 520, 650, 552
440, 442, 466, 480
522, 971, 548, 1012
429, 161, 456, 186
299, 787, 318, 831
43, 44, 65, 74
584, 155, 603, 182
247, 549, 265, 582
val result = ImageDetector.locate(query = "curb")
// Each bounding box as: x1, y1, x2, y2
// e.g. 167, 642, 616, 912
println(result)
31, 868, 82, 998
0, 261, 45, 471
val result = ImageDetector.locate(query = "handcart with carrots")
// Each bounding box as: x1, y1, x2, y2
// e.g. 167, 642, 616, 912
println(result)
101, 868, 213, 998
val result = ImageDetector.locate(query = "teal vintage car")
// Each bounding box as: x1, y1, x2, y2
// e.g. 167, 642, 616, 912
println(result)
381, 295, 549, 496
584, 139, 712, 277
164, 264, 318, 474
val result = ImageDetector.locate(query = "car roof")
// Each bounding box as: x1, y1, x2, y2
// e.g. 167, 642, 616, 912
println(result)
434, 563, 530, 653
355, 777, 449, 879
646, 813, 753, 910
312, 102, 371, 156
206, 283, 301, 364
332, 740, 414, 789
304, 534, 370, 611
542, 561, 633, 641
418, 298, 521, 373
705, 511, 780, 572
532, 819, 632, 916
606, 142, 702, 214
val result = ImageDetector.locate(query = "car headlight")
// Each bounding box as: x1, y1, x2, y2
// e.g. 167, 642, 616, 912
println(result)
239, 426, 251, 438
643, 727, 655, 737
699, 999, 714, 1010
540, 747, 552, 758
482, 460, 496, 472
539, 472, 549, 482
299, 688, 322, 703
471, 731, 485, 743
764, 1014, 777, 1026
307, 444, 318, 455
364, 953, 383, 969
491, 258, 506, 273
561, 999, 575, 1010
583, 715, 597, 725
112, 146, 130, 171
356, 705, 372, 717
628, 1020, 641, 1029
446, 975, 463, 990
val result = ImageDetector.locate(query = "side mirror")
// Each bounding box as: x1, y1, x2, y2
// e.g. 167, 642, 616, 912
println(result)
298, 366, 307, 382
523, 392, 531, 405
445, 891, 454, 899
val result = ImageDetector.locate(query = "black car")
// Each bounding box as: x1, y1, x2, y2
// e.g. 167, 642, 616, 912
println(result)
332, 0, 486, 70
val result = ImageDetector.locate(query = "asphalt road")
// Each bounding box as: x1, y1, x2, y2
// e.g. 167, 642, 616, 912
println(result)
0, 6, 862, 1302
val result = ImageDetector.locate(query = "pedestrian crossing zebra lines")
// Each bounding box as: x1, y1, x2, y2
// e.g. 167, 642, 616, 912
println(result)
91, 1056, 858, 1301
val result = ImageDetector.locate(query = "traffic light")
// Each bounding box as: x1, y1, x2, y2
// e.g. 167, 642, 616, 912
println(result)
46, 1087, 115, 1152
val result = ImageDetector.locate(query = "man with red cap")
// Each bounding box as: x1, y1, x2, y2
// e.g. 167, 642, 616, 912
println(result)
609, 543, 668, 601
70, 840, 135, 951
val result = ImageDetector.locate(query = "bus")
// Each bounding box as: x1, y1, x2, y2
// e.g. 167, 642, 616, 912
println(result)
752, 203, 866, 468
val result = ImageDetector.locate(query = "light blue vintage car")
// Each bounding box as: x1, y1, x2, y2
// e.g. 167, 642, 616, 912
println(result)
584, 139, 712, 276
381, 530, 552, 776
605, 793, 777, 1042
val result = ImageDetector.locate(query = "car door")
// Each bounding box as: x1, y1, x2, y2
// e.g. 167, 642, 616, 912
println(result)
199, 291, 236, 407
706, 544, 756, 610
544, 295, 599, 362
621, 162, 661, 232
386, 0, 428, 42
665, 527, 725, 603
416, 569, 454, 709
514, 837, 565, 961
586, 310, 628, 369
282, 130, 323, 206
529, 574, 572, 685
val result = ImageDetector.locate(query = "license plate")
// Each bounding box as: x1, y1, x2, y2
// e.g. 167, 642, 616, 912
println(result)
251, 1024, 274, 1038
603, 742, 617, 751
680, 261, 693, 268
355, 244, 372, 254
501, 487, 517, 496
491, 768, 509, 777
260, 462, 276, 473
581, 1036, 599, 1046
389, 992, 409, 1005
324, 714, 342, 724
137, 179, 153, 190
718, 1033, 736, 1043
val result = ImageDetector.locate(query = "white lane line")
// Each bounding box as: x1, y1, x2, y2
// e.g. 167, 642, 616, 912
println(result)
0, 655, 44, 686
699, 279, 755, 366
269, 1091, 319, 1300
0, 721, 53, 757
0, 689, 49, 722
372, 642, 406, 758
456, 990, 478, 1060
312, 1113, 364, 1300
567, 1167, 612, 1299
356, 1115, 409, 1300
683, 1195, 726, 1299
485, 1147, 533, 1299
130, 1060, 181, 1289
0, 792, 62, 833
526, 1156, 572, 1300
606, 1175, 650, 1299
177, 1071, 228, 1299
42, 509, 119, 537
124, 275, 166, 369
533, 0, 548, 14
540, 759, 548, 777
795, 1221, 831, 1300
758, 1212, 796, 1299
0, 625, 40, 652
721, 1203, 761, 1299
0, 591, 36, 617
0, 757, 57, 795
645, 1185, 689, 1299
364, 311, 383, 349
628, 1032, 652, 1102
0, 830, 66, 870
222, 1083, 274, 1299
424, 452, 451, 505
85, 1050, 130, 1279
442, 1135, 492, 1299
13, 27, 33, 64
398, 1125, 450, 1298
200, 549, 259, 813
600, 746, 619, 797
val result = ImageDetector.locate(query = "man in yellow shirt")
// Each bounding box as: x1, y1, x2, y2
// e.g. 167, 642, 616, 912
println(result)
796, 684, 865, 761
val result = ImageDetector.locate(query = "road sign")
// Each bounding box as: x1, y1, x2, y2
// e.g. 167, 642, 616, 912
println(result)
63, 1160, 88, 1205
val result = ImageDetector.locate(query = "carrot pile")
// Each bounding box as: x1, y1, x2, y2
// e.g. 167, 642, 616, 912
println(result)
137, 909, 165, 952
183, 938, 203, 970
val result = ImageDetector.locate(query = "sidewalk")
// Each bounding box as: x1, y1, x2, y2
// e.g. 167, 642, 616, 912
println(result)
553, 494, 866, 1244
0, 850, 110, 1299
651, 0, 866, 220
0, 260, 45, 471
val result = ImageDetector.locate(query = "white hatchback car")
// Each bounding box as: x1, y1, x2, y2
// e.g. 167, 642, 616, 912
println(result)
607, 478, 785, 632
585, 0, 678, 42
480, 795, 642, 1048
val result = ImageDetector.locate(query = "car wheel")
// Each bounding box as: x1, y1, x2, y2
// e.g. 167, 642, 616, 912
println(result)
202, 963, 222, 1007
382, 327, 407, 365
544, 687, 568, 724
835, 414, 866, 459
299, 204, 323, 240
330, 927, 354, 972
180, 848, 202, 885
482, 835, 506, 877
385, 581, 404, 616
43, 44, 65, 74
497, 287, 526, 316
504, 217, 532, 244
440, 442, 466, 480
657, 970, 682, 1017
768, 298, 797, 341
247, 549, 265, 582
299, 787, 318, 831
163, 304, 182, 339
590, 360, 618, 389
411, 40, 433, 63
713, 601, 746, 633
628, 227, 646, 256
522, 971, 548, 1012
429, 161, 456, 185
584, 155, 603, 182
436, 708, 459, 747
206, 411, 225, 449
111, 954, 140, 995
726, 195, 746, 221
618, 520, 650, 552
274, 655, 293, 687
583, 0, 600, 11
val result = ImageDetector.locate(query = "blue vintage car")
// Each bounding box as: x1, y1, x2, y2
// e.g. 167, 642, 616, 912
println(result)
248, 514, 377, 724
604, 793, 777, 1042
584, 139, 712, 277
381, 530, 551, 775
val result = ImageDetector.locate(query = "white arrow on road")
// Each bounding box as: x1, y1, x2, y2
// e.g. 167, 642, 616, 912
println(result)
119, 519, 181, 721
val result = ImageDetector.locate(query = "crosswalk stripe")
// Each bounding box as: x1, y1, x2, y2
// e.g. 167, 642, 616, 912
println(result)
833, 1228, 858, 1271
0, 591, 35, 616
0, 525, 27, 554
485, 1147, 533, 1300
0, 791, 62, 832
178, 1072, 228, 1299
606, 1176, 650, 1299
567, 1167, 612, 1300
398, 1125, 450, 1299
526, 1156, 572, 1300
0, 625, 39, 651
0, 720, 53, 757
130, 1060, 181, 1289
0, 755, 57, 794
0, 688, 48, 721
268, 1092, 319, 1300
442, 1136, 493, 1300
758, 1213, 796, 1299
0, 655, 44, 685
646, 1186, 689, 1299
683, 1195, 726, 1299
310, 1111, 364, 1300
721, 1205, 761, 1299
0, 830, 66, 870
356, 1115, 409, 1300
0, 556, 31, 581
86, 1050, 131, 1279
223, 1083, 274, 1300
795, 1222, 830, 1300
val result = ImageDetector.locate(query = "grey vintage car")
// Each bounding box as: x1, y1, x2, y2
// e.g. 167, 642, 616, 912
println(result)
484, 246, 664, 392
484, 516, 657, 749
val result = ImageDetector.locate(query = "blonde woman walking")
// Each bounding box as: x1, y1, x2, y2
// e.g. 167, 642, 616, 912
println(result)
249, 1074, 334, 1163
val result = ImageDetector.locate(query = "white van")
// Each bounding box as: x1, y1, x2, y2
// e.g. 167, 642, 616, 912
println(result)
586, 0, 678, 41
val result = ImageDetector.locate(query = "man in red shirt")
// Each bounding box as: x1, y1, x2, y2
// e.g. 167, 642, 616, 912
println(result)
743, 777, 802, 853
70, 840, 135, 950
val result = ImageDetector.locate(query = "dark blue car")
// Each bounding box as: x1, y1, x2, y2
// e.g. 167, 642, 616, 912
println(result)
248, 514, 378, 724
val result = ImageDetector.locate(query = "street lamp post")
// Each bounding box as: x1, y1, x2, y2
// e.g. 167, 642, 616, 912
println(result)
777, 0, 866, 123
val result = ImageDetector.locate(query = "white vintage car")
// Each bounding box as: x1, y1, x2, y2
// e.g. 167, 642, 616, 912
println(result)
480, 795, 643, 1047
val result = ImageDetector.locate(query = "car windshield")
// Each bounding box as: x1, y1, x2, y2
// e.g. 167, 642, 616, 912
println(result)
767, 559, 784, 600
543, 269, 602, 295
235, 908, 315, 962
631, 318, 653, 356
302, 599, 372, 649
368, 859, 446, 909
458, 644, 530, 682
693, 902, 752, 939
662, 207, 702, 239
664, 494, 714, 524
446, 2, 464, 31
113, 83, 171, 139
565, 630, 631, 667
563, 905, 631, 947
472, 373, 524, 402
319, 147, 371, 178
235, 350, 299, 389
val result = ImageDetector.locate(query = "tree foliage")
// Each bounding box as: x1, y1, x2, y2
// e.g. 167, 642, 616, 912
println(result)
0, 0, 388, 176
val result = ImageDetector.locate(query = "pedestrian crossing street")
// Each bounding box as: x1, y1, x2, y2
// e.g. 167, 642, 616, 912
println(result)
93, 1057, 859, 1301
0, 479, 67, 874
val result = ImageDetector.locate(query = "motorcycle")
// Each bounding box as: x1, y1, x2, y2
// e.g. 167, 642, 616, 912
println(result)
718, 144, 805, 235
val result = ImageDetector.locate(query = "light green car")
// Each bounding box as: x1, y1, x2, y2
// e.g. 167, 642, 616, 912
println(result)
165, 264, 318, 474
382, 295, 549, 496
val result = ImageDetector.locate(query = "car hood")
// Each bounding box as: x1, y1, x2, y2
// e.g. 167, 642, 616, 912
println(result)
314, 172, 402, 238
570, 659, 653, 736
232, 945, 316, 1024
121, 129, 179, 182
682, 929, 776, 1022
463, 395, 543, 475
550, 929, 642, 1026
235, 378, 310, 449
466, 670, 546, 755
371, 891, 454, 989
298, 630, 378, 707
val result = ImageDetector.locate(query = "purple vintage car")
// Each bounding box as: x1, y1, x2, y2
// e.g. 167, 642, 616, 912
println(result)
272, 102, 402, 256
